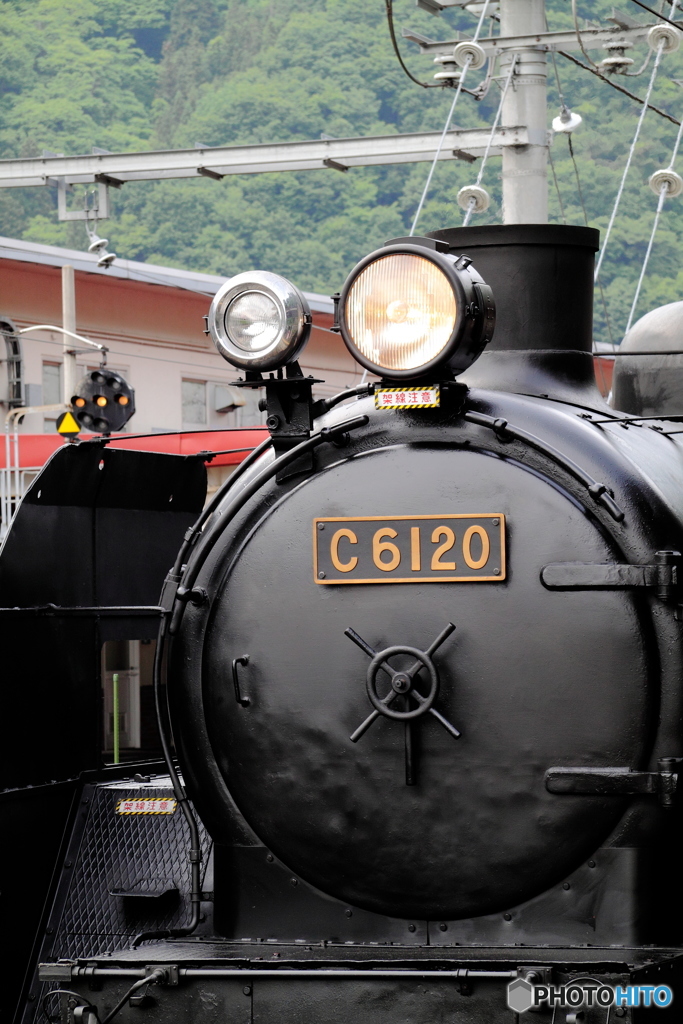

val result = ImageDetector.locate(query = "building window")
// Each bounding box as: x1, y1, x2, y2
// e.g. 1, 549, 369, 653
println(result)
42, 361, 63, 429
42, 362, 62, 405
101, 639, 162, 761
182, 379, 207, 425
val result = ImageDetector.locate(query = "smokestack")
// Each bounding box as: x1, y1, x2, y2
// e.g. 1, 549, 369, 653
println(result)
425, 224, 604, 406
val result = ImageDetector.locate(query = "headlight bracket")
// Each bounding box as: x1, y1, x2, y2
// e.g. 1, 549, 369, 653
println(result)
230, 361, 324, 480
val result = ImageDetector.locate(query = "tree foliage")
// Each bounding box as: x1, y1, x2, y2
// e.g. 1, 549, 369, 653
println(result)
2, 0, 683, 341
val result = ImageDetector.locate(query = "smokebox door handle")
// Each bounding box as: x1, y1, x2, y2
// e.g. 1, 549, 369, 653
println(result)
232, 655, 250, 707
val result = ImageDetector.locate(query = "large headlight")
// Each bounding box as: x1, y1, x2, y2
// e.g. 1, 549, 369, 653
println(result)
338, 243, 495, 380
208, 271, 312, 371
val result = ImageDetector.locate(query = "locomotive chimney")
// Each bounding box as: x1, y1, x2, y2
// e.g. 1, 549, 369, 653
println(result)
425, 224, 604, 406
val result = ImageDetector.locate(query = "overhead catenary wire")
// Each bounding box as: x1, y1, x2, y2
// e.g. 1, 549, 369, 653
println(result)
462, 54, 518, 226
571, 0, 653, 77
624, 180, 668, 333
409, 66, 473, 235
14, 321, 342, 369
384, 0, 443, 88
383, 0, 491, 96
566, 144, 618, 374
624, 48, 654, 78
547, 144, 567, 224
564, 133, 617, 349
546, 52, 571, 232
547, 50, 616, 348
571, 0, 601, 69
410, 0, 493, 235
624, 111, 683, 333
629, 0, 683, 31
557, 49, 680, 126
18, 324, 106, 354
593, 33, 670, 283
549, 48, 567, 108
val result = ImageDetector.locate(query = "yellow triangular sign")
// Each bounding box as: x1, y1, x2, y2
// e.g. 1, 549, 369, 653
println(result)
56, 411, 81, 436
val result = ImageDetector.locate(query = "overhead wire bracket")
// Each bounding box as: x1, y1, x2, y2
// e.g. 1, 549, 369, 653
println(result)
57, 179, 111, 222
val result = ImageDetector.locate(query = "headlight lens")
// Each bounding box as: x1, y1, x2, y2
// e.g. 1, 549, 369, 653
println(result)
344, 254, 457, 372
226, 291, 282, 353
208, 271, 311, 371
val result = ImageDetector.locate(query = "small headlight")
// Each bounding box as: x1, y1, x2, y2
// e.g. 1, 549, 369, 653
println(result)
338, 243, 495, 380
209, 271, 312, 372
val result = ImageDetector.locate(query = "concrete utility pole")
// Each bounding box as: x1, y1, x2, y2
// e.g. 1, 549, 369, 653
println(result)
61, 265, 78, 405
499, 0, 548, 223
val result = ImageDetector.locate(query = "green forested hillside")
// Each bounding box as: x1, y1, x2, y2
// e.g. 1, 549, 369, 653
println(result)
2, 0, 683, 345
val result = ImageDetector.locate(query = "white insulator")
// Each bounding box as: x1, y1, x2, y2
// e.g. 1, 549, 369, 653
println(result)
457, 184, 490, 213
465, 2, 499, 13
453, 40, 487, 71
649, 168, 683, 197
647, 23, 681, 53
433, 55, 462, 82
552, 107, 583, 134
600, 55, 635, 71
87, 236, 109, 253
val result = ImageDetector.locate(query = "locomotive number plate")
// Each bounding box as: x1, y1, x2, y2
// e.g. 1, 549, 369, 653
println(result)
313, 514, 505, 585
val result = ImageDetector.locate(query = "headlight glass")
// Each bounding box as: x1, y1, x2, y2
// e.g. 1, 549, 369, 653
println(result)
226, 291, 282, 352
208, 270, 312, 371
344, 254, 457, 371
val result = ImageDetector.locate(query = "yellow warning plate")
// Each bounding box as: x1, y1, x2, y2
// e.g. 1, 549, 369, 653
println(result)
375, 385, 440, 410
116, 797, 177, 815
56, 411, 81, 437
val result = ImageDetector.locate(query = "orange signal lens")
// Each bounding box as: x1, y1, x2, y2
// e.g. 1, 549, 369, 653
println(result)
96, 396, 108, 407
74, 397, 86, 408
116, 395, 129, 406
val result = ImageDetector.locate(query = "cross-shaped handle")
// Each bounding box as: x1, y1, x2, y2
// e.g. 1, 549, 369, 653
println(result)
345, 623, 460, 785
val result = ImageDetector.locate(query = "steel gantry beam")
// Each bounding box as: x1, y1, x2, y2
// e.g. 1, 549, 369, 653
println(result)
403, 18, 662, 57
0, 127, 531, 189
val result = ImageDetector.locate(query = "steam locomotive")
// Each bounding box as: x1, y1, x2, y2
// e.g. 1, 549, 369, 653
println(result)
3, 223, 683, 1024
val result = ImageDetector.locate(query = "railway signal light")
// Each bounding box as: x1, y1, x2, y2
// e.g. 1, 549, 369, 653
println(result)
71, 369, 135, 434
